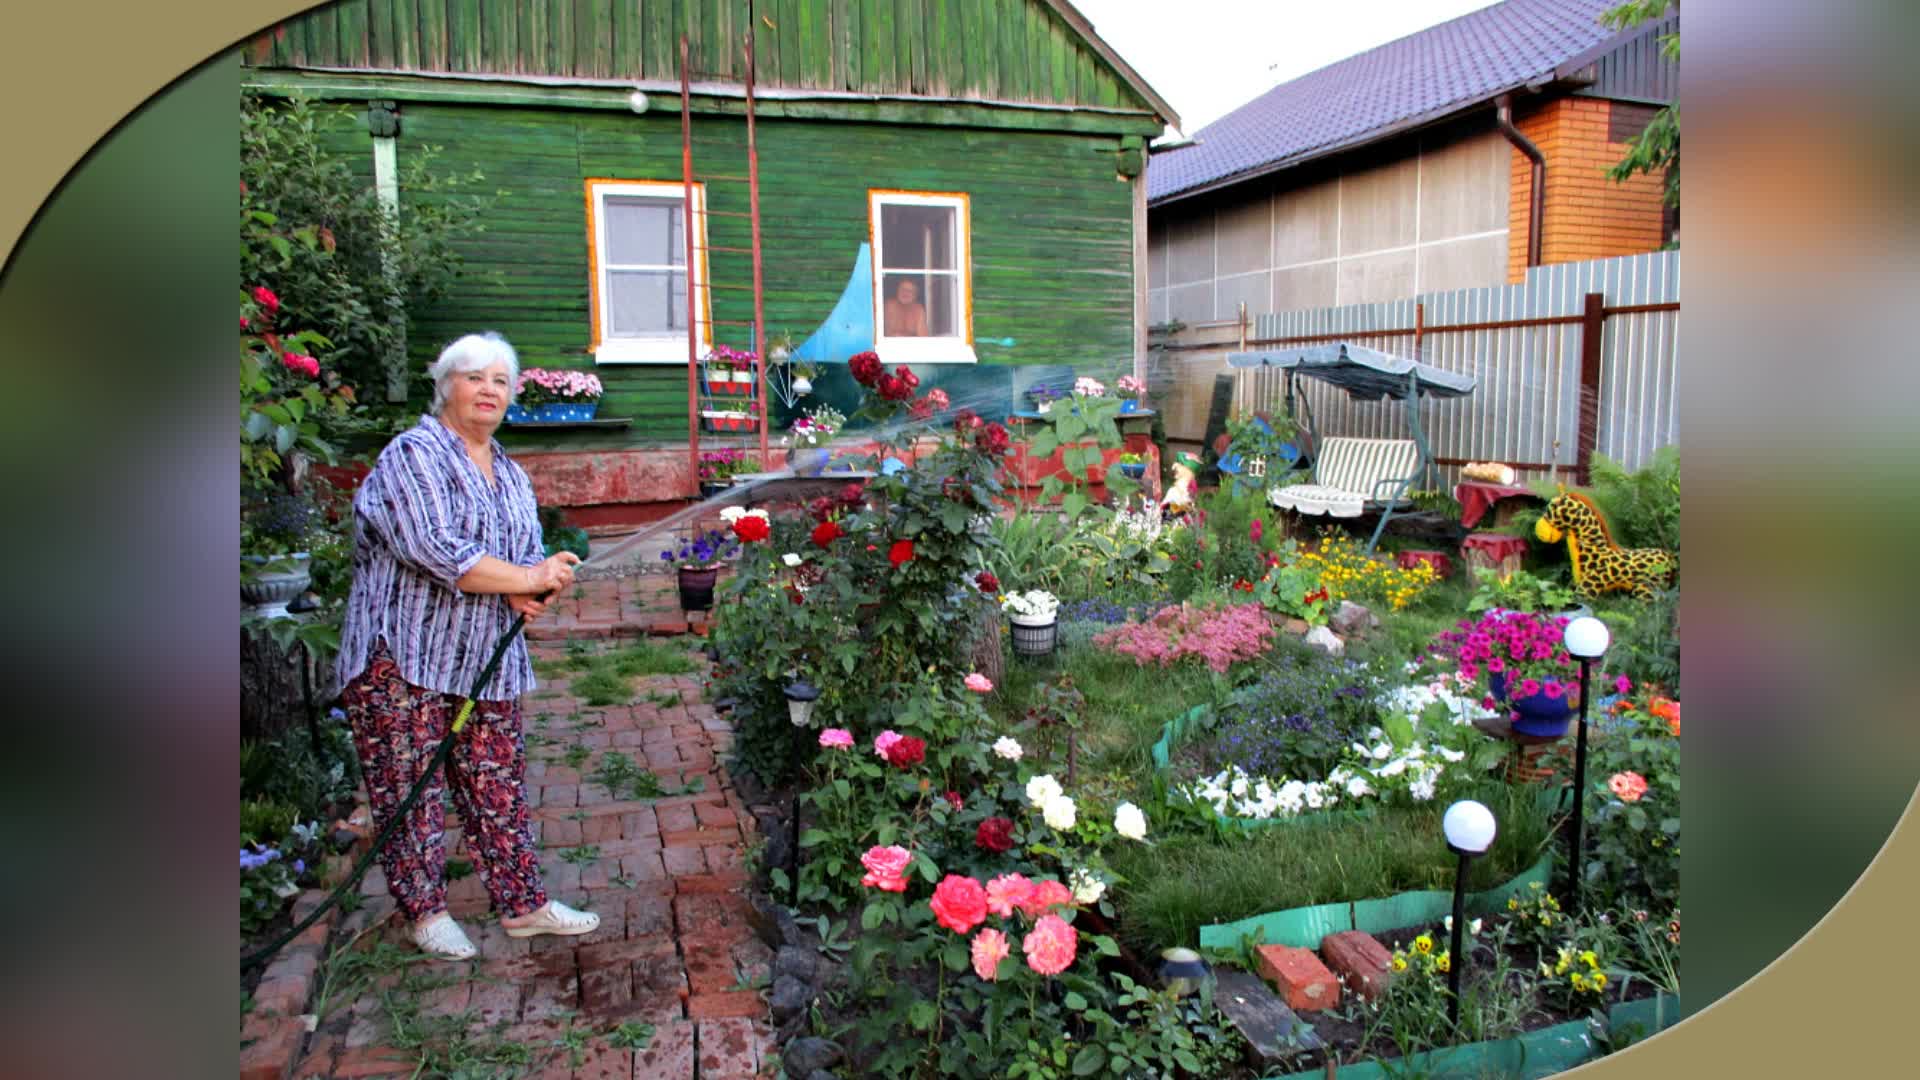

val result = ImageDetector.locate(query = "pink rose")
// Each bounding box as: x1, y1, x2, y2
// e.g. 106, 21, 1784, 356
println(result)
1608, 771, 1649, 803
1017, 878, 1076, 918
874, 730, 903, 760
970, 927, 1011, 981
818, 728, 854, 750
985, 873, 1034, 918
1022, 914, 1078, 976
860, 845, 914, 892
964, 673, 993, 694
929, 874, 989, 934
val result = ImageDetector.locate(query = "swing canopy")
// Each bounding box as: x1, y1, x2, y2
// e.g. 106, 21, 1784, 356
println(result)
1225, 342, 1476, 399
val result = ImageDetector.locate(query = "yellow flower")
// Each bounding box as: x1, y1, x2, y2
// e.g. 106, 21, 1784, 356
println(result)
1435, 952, 1451, 973
1508, 898, 1520, 911
1413, 934, 1433, 954
1593, 972, 1608, 990
1545, 895, 1560, 911
1554, 948, 1572, 975
1539, 913, 1552, 927
1580, 950, 1598, 969
1391, 955, 1408, 973
1571, 973, 1590, 991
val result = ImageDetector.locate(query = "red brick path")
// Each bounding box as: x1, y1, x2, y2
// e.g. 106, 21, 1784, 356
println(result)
282, 577, 773, 1079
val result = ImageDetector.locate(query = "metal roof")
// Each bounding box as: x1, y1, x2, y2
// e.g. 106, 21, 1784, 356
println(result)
1147, 0, 1628, 206
1226, 342, 1477, 400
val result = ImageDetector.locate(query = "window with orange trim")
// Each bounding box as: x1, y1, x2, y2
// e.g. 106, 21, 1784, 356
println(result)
586, 178, 708, 364
869, 190, 975, 364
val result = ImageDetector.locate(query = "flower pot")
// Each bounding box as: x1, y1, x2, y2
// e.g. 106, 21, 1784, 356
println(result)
1491, 669, 1575, 738
705, 378, 734, 396
731, 372, 757, 388
677, 565, 720, 612
1118, 462, 1146, 480
242, 552, 312, 619
791, 376, 813, 396
788, 446, 831, 477
505, 403, 536, 423
535, 401, 597, 422
1008, 614, 1058, 658
698, 481, 730, 499
1120, 399, 1141, 414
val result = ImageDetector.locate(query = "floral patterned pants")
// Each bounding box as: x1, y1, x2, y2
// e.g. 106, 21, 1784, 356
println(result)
342, 643, 547, 923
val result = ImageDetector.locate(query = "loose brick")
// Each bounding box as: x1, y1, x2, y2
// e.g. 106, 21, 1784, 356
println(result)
239, 1013, 307, 1080
674, 893, 755, 944
686, 990, 767, 1021
1254, 944, 1341, 1011
1321, 931, 1395, 1002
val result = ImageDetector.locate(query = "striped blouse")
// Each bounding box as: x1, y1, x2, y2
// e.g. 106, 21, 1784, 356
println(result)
335, 414, 543, 702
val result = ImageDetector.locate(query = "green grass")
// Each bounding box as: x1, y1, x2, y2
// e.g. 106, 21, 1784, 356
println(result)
1106, 781, 1555, 953
540, 640, 699, 706
995, 632, 1229, 773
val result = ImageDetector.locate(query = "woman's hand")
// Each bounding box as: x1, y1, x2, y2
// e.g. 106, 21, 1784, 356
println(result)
524, 552, 581, 596
506, 593, 552, 620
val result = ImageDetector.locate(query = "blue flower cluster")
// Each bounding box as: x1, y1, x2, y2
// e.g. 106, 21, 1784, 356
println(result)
660, 528, 740, 568
1208, 656, 1380, 782
240, 844, 301, 875
1060, 598, 1136, 625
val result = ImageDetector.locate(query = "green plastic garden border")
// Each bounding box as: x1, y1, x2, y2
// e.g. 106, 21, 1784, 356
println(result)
1197, 849, 1555, 952
1267, 994, 1682, 1079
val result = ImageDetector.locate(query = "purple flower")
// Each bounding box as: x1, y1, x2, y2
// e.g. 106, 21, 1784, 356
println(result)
1543, 681, 1565, 700
1487, 657, 1505, 674
1614, 675, 1632, 694
292, 859, 305, 875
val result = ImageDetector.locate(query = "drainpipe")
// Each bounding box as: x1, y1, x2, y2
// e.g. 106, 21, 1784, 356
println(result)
1496, 93, 1545, 268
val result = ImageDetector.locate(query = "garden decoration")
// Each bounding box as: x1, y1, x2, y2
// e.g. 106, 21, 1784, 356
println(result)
1441, 799, 1497, 1029
1002, 589, 1061, 657
1161, 452, 1200, 523
1226, 342, 1476, 554
1561, 615, 1611, 914
783, 679, 822, 905
1437, 610, 1582, 739
1533, 490, 1675, 601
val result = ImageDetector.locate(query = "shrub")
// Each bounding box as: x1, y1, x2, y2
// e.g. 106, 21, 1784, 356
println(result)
1092, 603, 1273, 674
1201, 653, 1380, 781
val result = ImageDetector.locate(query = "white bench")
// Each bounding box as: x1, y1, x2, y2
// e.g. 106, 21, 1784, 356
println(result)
1267, 436, 1421, 551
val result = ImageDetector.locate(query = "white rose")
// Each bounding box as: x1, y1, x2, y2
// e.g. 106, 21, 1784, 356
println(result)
1070, 867, 1106, 904
1113, 802, 1147, 841
1026, 774, 1063, 807
782, 553, 802, 567
1043, 794, 1078, 831
718, 507, 746, 523
744, 508, 770, 521
1346, 776, 1373, 799
993, 736, 1024, 762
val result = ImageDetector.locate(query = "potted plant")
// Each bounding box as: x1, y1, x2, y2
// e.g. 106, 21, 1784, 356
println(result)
1001, 589, 1061, 657
697, 449, 744, 497
702, 400, 755, 433
785, 404, 843, 476
1117, 452, 1147, 480
661, 528, 739, 612
1436, 609, 1584, 738
513, 367, 604, 421
1026, 382, 1065, 413
1116, 374, 1149, 413
241, 490, 319, 618
1466, 568, 1590, 621
705, 358, 736, 396
790, 358, 821, 397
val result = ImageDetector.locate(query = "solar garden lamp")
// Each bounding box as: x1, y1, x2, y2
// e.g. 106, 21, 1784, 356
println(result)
783, 680, 822, 906
1562, 616, 1611, 915
1158, 947, 1212, 999
1442, 799, 1497, 1030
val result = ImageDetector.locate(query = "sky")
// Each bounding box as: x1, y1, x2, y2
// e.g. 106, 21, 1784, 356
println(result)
1070, 0, 1503, 135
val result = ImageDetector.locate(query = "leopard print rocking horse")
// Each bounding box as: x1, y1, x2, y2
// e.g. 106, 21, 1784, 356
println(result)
1534, 491, 1675, 601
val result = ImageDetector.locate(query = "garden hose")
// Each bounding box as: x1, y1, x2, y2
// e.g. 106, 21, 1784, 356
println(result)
241, 602, 538, 971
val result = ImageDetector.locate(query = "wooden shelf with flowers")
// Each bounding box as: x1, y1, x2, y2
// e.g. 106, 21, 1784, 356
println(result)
505, 368, 628, 429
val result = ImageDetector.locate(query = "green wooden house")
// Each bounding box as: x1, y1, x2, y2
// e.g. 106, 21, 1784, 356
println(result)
243, 0, 1176, 521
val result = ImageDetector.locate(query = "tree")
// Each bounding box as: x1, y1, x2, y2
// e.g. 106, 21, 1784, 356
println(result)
1601, 0, 1679, 209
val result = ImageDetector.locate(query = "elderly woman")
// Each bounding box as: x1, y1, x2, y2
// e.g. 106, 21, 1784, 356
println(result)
335, 331, 598, 960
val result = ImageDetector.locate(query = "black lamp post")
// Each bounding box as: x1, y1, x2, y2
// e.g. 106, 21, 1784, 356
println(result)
783, 679, 821, 907
1561, 616, 1611, 915
1441, 799, 1496, 1031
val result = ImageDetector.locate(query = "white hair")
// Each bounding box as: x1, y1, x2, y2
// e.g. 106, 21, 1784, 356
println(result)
428, 332, 519, 414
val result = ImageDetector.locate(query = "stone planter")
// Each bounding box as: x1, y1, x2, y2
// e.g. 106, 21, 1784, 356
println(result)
242, 553, 312, 619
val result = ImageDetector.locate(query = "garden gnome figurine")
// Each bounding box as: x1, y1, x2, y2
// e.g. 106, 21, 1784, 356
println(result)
1161, 451, 1201, 524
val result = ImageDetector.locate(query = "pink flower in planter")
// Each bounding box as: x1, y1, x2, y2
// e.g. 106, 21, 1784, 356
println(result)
874, 730, 903, 760
929, 874, 989, 934
818, 728, 854, 750
971, 928, 1011, 981
860, 845, 914, 892
1517, 678, 1542, 697
1542, 681, 1566, 700
1022, 914, 1079, 976
985, 873, 1034, 917
964, 673, 994, 693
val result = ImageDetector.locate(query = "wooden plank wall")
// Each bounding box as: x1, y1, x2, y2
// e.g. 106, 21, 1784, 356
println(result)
393, 102, 1136, 447
254, 0, 1145, 111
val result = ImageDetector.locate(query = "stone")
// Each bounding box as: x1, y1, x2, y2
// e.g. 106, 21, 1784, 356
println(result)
1253, 944, 1340, 1011
769, 974, 812, 1022
1321, 931, 1395, 1002
1330, 600, 1377, 636
773, 945, 817, 983
1212, 970, 1322, 1067
1302, 625, 1345, 656
1282, 618, 1309, 635
784, 1037, 843, 1075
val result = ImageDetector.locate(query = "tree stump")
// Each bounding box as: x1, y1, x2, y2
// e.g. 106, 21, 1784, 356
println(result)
241, 623, 313, 743
966, 603, 1005, 687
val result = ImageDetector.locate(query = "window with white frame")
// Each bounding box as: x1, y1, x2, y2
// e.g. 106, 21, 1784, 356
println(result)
869, 190, 974, 363
587, 178, 708, 364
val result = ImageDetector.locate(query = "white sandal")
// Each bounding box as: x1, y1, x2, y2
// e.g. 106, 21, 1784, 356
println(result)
410, 913, 478, 961
502, 900, 601, 939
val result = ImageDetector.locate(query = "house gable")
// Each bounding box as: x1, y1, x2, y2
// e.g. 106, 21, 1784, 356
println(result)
246, 0, 1173, 125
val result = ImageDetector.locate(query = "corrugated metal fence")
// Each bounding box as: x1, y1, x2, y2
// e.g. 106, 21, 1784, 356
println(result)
1233, 250, 1678, 486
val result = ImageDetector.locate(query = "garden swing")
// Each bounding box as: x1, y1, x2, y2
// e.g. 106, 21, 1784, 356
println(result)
1225, 341, 1476, 555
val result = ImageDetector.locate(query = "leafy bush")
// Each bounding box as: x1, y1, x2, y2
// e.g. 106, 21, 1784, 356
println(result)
1598, 586, 1680, 693
1200, 652, 1381, 781
1585, 447, 1681, 554
1466, 566, 1581, 614
1092, 603, 1274, 674
1580, 692, 1681, 912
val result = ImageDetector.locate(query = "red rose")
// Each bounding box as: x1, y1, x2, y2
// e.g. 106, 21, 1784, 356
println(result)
954, 409, 984, 433
975, 423, 1012, 455
849, 350, 884, 386
975, 571, 1000, 594
809, 496, 835, 522
884, 735, 926, 768
975, 817, 1015, 853
876, 373, 903, 400
251, 285, 279, 313
929, 874, 989, 935
888, 539, 915, 567
239, 315, 249, 331
897, 366, 920, 393
811, 520, 843, 547
732, 515, 771, 543
943, 790, 965, 811
838, 482, 866, 507
908, 395, 936, 421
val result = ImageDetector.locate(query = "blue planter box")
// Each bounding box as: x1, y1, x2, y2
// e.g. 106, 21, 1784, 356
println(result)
509, 401, 598, 422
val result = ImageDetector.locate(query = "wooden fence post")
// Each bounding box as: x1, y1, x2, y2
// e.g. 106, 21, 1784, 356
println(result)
1576, 292, 1605, 485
